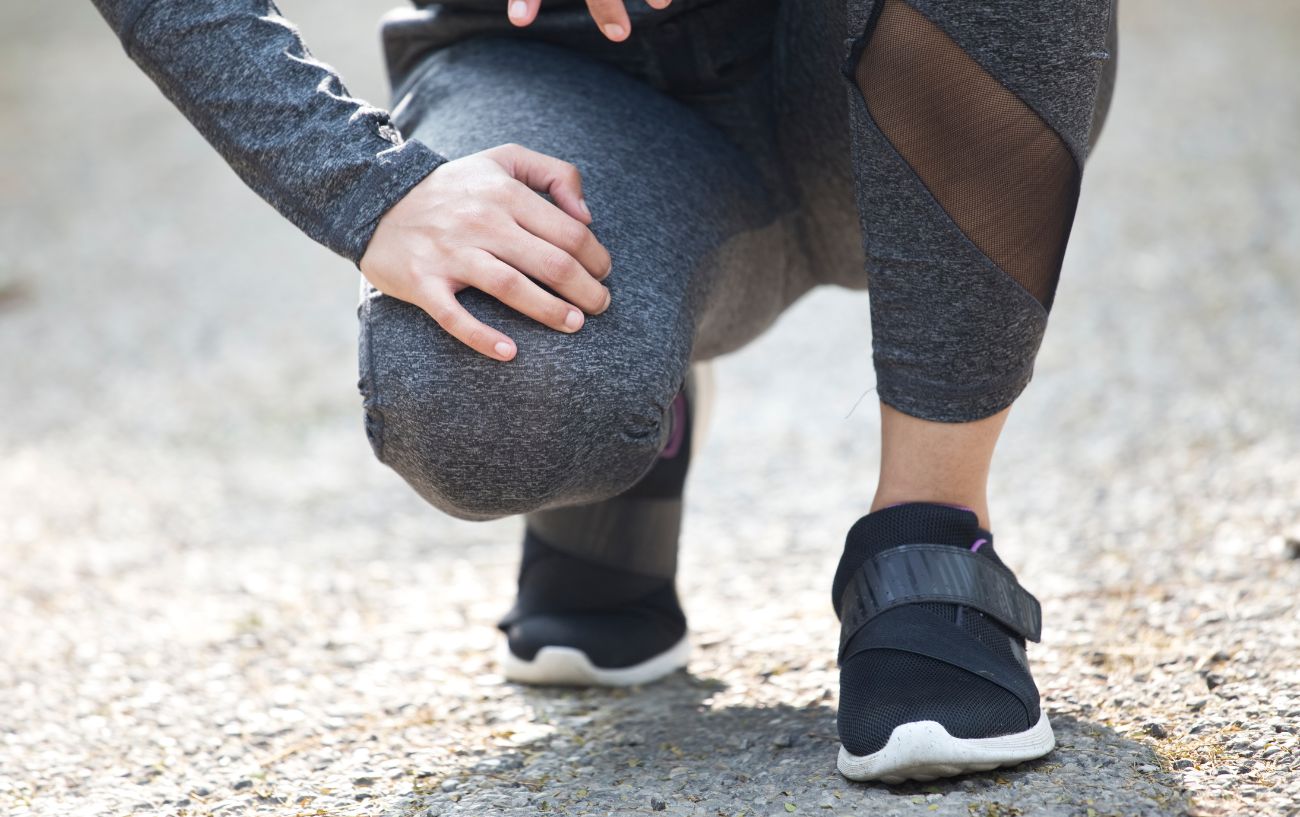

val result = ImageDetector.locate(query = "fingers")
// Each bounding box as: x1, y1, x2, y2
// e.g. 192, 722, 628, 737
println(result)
584, 0, 632, 41
416, 284, 518, 362
467, 251, 587, 335
508, 1, 672, 39
512, 188, 612, 281
414, 253, 591, 362
506, 0, 539, 26
486, 143, 591, 225
494, 225, 611, 315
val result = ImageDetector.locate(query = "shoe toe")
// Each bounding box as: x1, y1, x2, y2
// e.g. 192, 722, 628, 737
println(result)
838, 649, 1032, 757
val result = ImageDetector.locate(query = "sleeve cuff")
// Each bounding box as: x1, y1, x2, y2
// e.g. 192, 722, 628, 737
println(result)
329, 136, 450, 266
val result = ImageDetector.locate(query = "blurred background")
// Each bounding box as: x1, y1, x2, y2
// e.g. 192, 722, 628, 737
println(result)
1, 2, 1297, 816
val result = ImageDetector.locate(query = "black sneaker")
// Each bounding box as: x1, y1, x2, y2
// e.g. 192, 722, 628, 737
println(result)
831, 503, 1054, 782
496, 366, 710, 686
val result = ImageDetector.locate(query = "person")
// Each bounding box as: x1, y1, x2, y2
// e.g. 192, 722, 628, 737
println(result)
90, 0, 1118, 784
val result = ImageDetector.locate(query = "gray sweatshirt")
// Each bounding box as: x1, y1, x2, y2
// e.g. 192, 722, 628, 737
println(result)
89, 0, 452, 265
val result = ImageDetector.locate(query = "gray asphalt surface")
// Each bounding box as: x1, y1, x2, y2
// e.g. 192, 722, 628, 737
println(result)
2, 2, 1298, 816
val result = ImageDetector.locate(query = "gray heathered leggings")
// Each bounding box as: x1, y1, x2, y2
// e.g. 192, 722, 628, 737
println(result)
358, 0, 1119, 524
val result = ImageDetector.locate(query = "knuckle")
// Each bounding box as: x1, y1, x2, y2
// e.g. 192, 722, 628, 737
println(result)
489, 267, 521, 298
464, 325, 490, 351
539, 251, 576, 283
559, 222, 589, 250
488, 176, 518, 200
451, 201, 489, 225
426, 299, 453, 327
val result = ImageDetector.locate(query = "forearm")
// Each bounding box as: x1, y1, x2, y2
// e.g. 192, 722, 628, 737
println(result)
90, 0, 447, 263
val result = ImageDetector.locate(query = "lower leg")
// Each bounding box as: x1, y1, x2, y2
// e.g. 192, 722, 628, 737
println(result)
871, 403, 1009, 529
498, 369, 705, 685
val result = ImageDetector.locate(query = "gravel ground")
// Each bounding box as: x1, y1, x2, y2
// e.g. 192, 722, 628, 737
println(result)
2, 2, 1298, 816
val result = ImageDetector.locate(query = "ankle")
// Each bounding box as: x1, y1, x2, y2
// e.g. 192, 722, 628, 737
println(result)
869, 492, 990, 529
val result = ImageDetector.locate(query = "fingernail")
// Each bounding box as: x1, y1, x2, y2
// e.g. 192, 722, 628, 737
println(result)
603, 23, 626, 40
601, 288, 612, 312
564, 309, 584, 331
579, 197, 591, 219
494, 341, 514, 359
508, 0, 528, 20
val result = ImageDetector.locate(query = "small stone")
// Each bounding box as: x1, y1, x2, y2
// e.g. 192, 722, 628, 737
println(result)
440, 779, 459, 792
353, 776, 376, 787
1174, 759, 1195, 770
772, 733, 793, 749
1284, 537, 1300, 560
1144, 722, 1169, 739
232, 780, 253, 791
650, 796, 668, 811
1188, 699, 1208, 712
1137, 764, 1159, 774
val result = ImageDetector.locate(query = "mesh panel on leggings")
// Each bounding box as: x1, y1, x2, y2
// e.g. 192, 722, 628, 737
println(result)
853, 0, 1081, 309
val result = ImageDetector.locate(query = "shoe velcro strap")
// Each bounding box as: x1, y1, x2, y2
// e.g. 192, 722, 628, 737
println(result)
838, 544, 1042, 662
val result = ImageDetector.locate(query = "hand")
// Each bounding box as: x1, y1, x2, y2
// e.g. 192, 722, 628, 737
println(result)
359, 143, 613, 362
505, 0, 672, 42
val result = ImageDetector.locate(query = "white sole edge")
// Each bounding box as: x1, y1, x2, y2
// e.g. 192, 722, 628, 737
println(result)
837, 712, 1055, 783
500, 633, 691, 687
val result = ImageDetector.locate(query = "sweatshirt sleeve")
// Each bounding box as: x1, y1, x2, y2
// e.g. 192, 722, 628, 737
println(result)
89, 0, 449, 265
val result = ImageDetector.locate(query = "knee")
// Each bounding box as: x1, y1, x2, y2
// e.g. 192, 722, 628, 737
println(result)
359, 297, 673, 520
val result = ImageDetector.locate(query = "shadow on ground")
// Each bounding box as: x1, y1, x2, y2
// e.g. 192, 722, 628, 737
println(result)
378, 672, 1191, 817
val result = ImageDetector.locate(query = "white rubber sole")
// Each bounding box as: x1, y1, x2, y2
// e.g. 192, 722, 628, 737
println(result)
837, 712, 1055, 783
500, 633, 691, 687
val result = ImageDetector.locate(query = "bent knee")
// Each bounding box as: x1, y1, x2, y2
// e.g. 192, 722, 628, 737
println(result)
359, 295, 675, 520
375, 374, 669, 521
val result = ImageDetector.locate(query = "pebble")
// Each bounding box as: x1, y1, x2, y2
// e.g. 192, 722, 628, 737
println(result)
1284, 538, 1300, 560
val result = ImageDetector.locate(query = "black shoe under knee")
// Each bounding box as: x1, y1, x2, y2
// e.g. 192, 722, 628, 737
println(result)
832, 503, 1054, 783
496, 374, 697, 686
